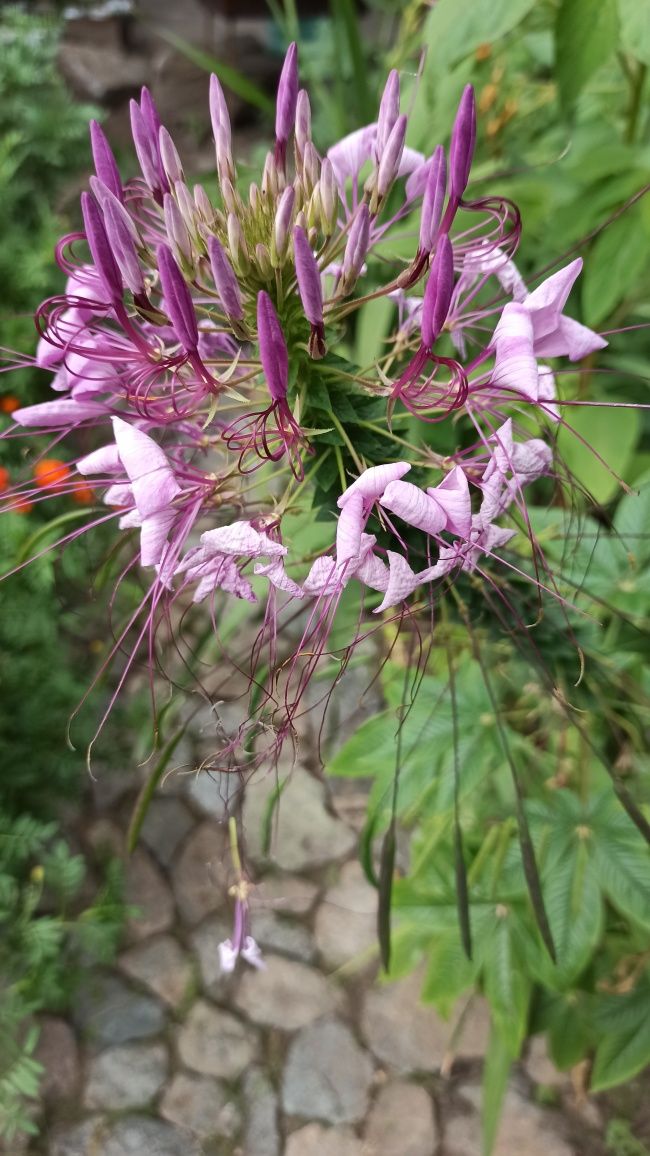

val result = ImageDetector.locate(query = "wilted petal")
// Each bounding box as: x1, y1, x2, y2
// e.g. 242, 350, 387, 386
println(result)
380, 479, 447, 535
302, 555, 340, 596
428, 466, 472, 538
336, 491, 365, 566
355, 548, 389, 592
241, 936, 266, 969
254, 558, 304, 597
199, 520, 286, 559
140, 508, 177, 568
374, 551, 419, 613
217, 939, 239, 973
338, 462, 411, 508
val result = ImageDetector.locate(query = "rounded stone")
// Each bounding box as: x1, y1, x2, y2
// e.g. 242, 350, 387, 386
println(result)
255, 873, 320, 917
160, 1072, 241, 1139
234, 955, 338, 1030
172, 820, 229, 925
101, 1114, 201, 1156
124, 848, 175, 942
190, 913, 237, 998
140, 796, 194, 868
118, 934, 194, 1008
314, 860, 377, 969
243, 1068, 281, 1156
73, 973, 166, 1048
177, 999, 258, 1079
242, 766, 356, 871
445, 1086, 575, 1156
361, 967, 449, 1073
285, 1123, 364, 1155
84, 1042, 168, 1110
34, 1017, 80, 1102
364, 1080, 438, 1156
282, 1018, 373, 1124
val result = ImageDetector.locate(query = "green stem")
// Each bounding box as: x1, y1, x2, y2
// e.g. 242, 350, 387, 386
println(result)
626, 62, 647, 144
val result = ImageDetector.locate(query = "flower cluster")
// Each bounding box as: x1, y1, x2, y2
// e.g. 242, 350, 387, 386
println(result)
6, 48, 607, 801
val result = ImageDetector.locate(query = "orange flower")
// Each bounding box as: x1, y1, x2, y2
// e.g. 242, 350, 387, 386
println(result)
33, 458, 71, 491
71, 480, 95, 505
0, 395, 20, 414
0, 466, 9, 492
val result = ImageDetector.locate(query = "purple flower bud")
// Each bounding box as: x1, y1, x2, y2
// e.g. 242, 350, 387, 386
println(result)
80, 191, 122, 303
209, 236, 243, 320
377, 69, 400, 156
377, 113, 407, 198
163, 193, 193, 266
422, 233, 454, 348
209, 73, 231, 142
419, 145, 447, 253
89, 120, 123, 203
257, 291, 288, 402
102, 196, 145, 296
293, 225, 323, 326
157, 243, 198, 353
215, 123, 235, 187
159, 126, 184, 187
275, 42, 299, 154
130, 99, 162, 197
295, 89, 311, 161
220, 177, 240, 217
449, 85, 476, 202
341, 202, 370, 287
273, 186, 295, 265
140, 87, 169, 194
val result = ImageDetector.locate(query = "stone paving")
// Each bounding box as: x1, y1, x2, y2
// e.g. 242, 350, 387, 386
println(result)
27, 726, 608, 1156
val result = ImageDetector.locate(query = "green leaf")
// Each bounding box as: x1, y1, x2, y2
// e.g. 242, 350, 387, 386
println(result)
614, 471, 650, 567
591, 978, 650, 1090
482, 1026, 513, 1156
555, 0, 619, 109
618, 0, 650, 65
539, 842, 604, 984
482, 912, 531, 1054
592, 837, 650, 929
583, 207, 649, 326
557, 403, 640, 504
152, 30, 274, 114
423, 0, 537, 68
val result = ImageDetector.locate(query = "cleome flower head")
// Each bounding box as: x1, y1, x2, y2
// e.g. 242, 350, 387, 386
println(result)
1, 42, 618, 965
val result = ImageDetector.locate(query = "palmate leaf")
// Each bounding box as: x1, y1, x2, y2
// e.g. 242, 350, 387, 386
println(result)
531, 843, 604, 987
482, 1026, 513, 1156
591, 974, 650, 1091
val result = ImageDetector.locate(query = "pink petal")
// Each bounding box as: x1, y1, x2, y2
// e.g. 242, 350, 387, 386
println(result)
373, 551, 419, 613
140, 509, 177, 568
199, 521, 286, 559
534, 314, 607, 361
525, 259, 583, 334
254, 558, 304, 597
380, 479, 447, 535
492, 303, 538, 401
112, 417, 181, 518
327, 124, 377, 189
427, 466, 472, 538
355, 549, 389, 592
337, 461, 411, 508
336, 491, 365, 565
303, 555, 341, 596
13, 398, 106, 427
537, 366, 560, 422
77, 444, 122, 475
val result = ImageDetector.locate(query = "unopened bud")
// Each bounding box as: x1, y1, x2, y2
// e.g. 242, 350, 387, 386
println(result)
208, 236, 243, 320
340, 202, 370, 292
257, 290, 289, 402
422, 233, 454, 348
377, 69, 400, 156
194, 184, 214, 225
164, 193, 193, 267
159, 126, 184, 187
249, 182, 262, 214
377, 113, 407, 198
255, 243, 273, 278
102, 195, 146, 296
419, 145, 447, 253
209, 73, 231, 144
89, 120, 123, 203
130, 99, 162, 197
227, 212, 250, 276
157, 243, 198, 352
220, 177, 241, 217
272, 186, 295, 266
295, 89, 312, 164
215, 123, 236, 188
80, 191, 122, 304
449, 85, 476, 202
275, 42, 299, 166
318, 158, 338, 235
302, 140, 319, 196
